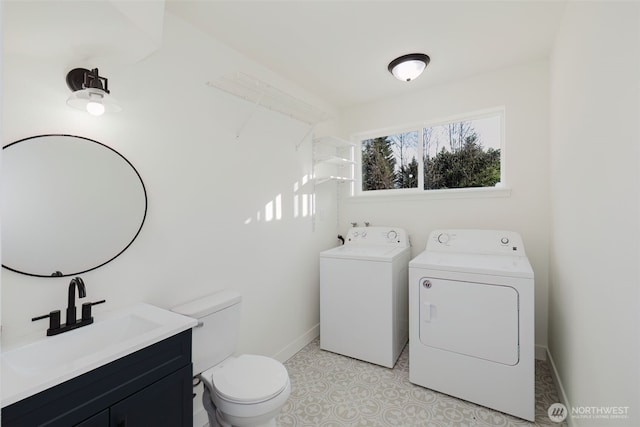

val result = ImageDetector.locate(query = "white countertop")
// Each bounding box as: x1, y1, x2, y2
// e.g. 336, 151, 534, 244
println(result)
1, 303, 197, 407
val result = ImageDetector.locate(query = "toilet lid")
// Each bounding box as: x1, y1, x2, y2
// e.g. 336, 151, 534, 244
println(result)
212, 354, 289, 403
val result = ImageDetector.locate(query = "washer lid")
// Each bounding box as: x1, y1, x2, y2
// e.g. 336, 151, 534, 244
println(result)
212, 355, 289, 403
409, 251, 533, 278
320, 245, 409, 262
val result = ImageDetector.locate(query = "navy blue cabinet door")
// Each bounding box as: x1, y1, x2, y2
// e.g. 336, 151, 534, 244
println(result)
110, 365, 192, 427
75, 409, 109, 427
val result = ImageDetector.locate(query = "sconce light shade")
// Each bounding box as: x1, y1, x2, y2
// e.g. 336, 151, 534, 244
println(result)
66, 68, 122, 116
388, 53, 430, 82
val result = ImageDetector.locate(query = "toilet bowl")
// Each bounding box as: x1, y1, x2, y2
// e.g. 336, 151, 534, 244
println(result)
171, 290, 291, 427
200, 354, 291, 427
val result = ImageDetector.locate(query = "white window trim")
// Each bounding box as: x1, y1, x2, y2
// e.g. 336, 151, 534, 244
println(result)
344, 186, 511, 203
351, 107, 508, 199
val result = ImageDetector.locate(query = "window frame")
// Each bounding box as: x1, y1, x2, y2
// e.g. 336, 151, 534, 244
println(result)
351, 107, 508, 199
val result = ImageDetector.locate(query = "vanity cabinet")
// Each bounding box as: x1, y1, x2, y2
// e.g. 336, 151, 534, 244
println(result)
1, 330, 193, 427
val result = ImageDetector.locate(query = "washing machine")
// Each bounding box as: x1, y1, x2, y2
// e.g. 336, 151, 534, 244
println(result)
409, 229, 534, 421
320, 226, 411, 368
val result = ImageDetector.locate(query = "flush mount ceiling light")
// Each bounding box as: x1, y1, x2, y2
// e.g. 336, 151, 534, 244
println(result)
66, 68, 122, 116
388, 53, 430, 82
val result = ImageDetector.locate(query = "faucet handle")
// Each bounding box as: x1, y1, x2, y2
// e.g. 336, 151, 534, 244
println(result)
32, 310, 61, 335
81, 300, 106, 322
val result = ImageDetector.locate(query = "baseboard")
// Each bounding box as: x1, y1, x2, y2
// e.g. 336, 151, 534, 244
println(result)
272, 323, 320, 363
547, 348, 575, 426
535, 345, 547, 360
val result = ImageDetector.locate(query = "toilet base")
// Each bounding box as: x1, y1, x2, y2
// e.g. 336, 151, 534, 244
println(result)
203, 387, 278, 427
210, 411, 276, 427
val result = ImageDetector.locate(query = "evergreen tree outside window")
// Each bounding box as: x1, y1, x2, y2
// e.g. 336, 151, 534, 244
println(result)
359, 111, 502, 193
362, 131, 418, 191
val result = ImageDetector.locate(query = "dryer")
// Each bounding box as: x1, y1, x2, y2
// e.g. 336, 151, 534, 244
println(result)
320, 227, 411, 368
409, 229, 534, 421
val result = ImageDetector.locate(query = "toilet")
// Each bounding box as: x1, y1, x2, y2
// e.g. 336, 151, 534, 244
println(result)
172, 290, 291, 427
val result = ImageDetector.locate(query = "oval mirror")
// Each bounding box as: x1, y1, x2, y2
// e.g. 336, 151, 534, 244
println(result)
2, 134, 147, 277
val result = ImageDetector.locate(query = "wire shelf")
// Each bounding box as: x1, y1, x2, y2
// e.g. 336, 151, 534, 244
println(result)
206, 72, 331, 125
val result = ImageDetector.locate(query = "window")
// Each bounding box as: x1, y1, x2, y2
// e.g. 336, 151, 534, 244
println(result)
358, 110, 503, 194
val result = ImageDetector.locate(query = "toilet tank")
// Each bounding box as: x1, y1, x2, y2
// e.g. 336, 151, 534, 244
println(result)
172, 290, 242, 375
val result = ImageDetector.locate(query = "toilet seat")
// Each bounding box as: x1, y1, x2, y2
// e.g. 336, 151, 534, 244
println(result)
209, 354, 289, 404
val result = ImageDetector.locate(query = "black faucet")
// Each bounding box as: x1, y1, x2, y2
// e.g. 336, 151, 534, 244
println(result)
66, 277, 86, 326
32, 277, 105, 336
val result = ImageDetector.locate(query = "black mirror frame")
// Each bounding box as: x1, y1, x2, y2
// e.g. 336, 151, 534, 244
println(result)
2, 134, 148, 278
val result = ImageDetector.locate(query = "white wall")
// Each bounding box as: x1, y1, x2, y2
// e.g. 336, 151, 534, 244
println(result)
1, 10, 339, 420
339, 61, 551, 353
549, 2, 640, 425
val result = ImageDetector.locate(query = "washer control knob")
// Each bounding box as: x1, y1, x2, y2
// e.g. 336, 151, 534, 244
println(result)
353, 232, 359, 237
387, 230, 397, 240
501, 237, 509, 245
361, 231, 367, 238
437, 233, 450, 244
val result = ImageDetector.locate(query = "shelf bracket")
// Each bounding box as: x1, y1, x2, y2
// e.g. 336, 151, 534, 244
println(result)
236, 92, 265, 139
296, 123, 317, 151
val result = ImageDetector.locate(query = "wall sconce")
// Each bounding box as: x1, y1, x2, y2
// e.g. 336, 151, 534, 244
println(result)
66, 68, 122, 116
388, 53, 430, 82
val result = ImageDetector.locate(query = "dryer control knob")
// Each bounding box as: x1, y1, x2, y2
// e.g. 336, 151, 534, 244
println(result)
437, 233, 450, 244
501, 237, 510, 245
361, 231, 367, 238
387, 230, 397, 240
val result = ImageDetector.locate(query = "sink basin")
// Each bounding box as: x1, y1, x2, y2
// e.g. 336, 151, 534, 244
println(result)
3, 314, 160, 375
1, 303, 196, 407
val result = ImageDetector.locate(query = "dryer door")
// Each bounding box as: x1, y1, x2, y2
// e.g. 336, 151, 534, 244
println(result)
419, 277, 519, 365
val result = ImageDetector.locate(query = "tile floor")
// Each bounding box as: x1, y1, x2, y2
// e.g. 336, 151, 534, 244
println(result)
277, 339, 566, 427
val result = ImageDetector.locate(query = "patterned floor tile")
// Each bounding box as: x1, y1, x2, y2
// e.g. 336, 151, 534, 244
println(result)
277, 339, 566, 427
